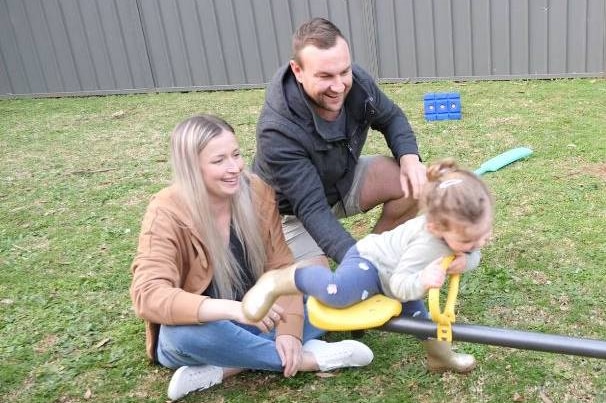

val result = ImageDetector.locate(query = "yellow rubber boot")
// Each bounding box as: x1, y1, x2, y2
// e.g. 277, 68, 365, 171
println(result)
423, 339, 476, 373
242, 264, 299, 322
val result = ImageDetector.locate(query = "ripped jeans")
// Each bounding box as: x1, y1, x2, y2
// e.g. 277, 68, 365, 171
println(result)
156, 304, 325, 370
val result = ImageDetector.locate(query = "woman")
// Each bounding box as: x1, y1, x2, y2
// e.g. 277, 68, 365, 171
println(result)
130, 114, 373, 401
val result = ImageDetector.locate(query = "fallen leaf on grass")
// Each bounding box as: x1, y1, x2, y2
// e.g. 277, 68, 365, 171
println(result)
315, 372, 336, 378
539, 390, 553, 403
84, 388, 92, 399
70, 168, 117, 175
95, 338, 111, 348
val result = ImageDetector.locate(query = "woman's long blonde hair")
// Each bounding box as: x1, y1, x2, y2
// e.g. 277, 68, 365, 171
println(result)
170, 115, 266, 299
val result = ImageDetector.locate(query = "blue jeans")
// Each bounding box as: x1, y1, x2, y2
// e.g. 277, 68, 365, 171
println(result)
156, 306, 326, 370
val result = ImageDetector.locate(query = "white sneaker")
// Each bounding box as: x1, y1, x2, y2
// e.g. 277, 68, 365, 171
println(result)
302, 339, 374, 372
167, 365, 223, 401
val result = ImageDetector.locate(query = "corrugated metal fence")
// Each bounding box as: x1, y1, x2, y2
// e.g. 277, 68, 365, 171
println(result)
1, 0, 604, 98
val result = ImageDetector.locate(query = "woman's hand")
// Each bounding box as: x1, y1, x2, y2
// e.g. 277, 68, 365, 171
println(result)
420, 257, 447, 289
275, 334, 303, 377
198, 299, 285, 330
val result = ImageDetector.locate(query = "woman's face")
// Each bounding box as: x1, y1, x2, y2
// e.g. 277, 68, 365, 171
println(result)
198, 129, 244, 201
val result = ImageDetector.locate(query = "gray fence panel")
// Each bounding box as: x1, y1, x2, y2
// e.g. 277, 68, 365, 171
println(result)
510, 0, 530, 75
233, 1, 264, 83
1, 0, 604, 97
568, 0, 587, 73
375, 0, 605, 80
347, 0, 378, 75
491, 0, 510, 75
267, 0, 297, 65
549, 0, 568, 73
214, 1, 247, 85
285, 0, 371, 71
250, 0, 282, 80
529, 0, 549, 74
288, 0, 312, 25
136, 0, 372, 90
25, 0, 63, 92
396, 0, 422, 78
1, 0, 48, 94
113, 1, 154, 90
179, 0, 209, 84
0, 0, 152, 96
475, 0, 493, 76
413, 0, 437, 77
139, 0, 287, 89
198, 1, 229, 86
372, 1, 398, 78
452, 0, 473, 76
588, 0, 606, 72
434, 0, 455, 77
139, 1, 189, 88
0, 0, 27, 94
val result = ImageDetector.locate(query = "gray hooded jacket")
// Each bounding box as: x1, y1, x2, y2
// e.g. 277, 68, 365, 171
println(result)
253, 63, 420, 262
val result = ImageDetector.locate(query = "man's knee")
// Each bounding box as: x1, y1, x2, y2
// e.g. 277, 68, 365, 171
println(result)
359, 156, 405, 209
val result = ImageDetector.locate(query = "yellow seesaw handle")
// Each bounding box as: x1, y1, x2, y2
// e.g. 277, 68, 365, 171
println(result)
427, 255, 459, 342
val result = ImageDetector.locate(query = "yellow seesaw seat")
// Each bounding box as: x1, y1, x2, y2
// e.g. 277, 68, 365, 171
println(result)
307, 256, 457, 341
307, 294, 402, 331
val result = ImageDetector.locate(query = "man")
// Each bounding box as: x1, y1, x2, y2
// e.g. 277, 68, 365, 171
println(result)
253, 17, 426, 268
252, 18, 475, 373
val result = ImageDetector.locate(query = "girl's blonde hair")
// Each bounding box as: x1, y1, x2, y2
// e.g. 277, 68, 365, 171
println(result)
420, 159, 494, 230
170, 114, 266, 299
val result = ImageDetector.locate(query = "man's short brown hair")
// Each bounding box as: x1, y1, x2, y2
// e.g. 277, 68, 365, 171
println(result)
292, 18, 346, 65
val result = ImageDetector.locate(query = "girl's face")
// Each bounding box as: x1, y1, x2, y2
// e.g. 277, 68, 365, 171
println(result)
198, 129, 244, 202
429, 214, 493, 253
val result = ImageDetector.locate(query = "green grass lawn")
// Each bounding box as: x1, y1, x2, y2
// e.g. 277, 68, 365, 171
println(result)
1, 78, 605, 402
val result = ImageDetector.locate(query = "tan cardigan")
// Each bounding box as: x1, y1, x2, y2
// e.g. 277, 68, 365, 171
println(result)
130, 174, 303, 362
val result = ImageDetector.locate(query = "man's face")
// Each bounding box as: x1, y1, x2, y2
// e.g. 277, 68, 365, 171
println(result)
290, 37, 353, 121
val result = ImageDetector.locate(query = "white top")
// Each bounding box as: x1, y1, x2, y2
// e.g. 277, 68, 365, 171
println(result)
356, 215, 481, 302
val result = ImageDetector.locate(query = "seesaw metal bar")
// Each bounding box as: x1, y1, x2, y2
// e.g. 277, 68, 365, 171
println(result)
379, 317, 606, 359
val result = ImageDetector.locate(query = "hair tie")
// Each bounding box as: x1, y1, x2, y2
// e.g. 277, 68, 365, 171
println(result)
438, 179, 463, 189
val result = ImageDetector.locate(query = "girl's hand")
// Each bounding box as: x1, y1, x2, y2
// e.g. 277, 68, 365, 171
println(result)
446, 253, 467, 274
420, 257, 447, 289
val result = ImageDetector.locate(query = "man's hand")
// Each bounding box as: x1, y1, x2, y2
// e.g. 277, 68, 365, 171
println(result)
275, 334, 303, 377
399, 154, 427, 199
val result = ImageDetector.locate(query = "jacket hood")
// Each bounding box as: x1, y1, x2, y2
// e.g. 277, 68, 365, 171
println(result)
264, 64, 311, 130
263, 64, 375, 143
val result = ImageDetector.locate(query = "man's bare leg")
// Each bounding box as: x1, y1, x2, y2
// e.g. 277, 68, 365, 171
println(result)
358, 156, 419, 234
